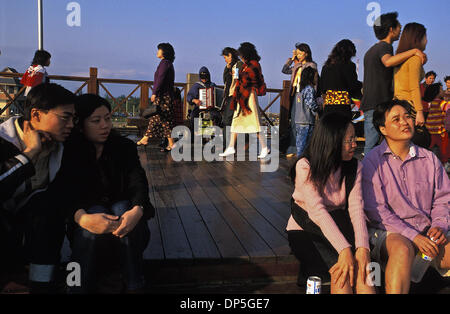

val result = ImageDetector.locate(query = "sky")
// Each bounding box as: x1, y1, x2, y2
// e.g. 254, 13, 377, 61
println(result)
1, 0, 449, 112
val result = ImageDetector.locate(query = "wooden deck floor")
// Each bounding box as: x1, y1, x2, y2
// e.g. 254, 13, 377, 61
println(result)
138, 142, 300, 285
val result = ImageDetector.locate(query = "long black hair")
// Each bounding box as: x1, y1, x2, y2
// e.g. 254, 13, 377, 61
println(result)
324, 39, 356, 67
237, 42, 261, 62
157, 43, 175, 62
31, 50, 51, 66
290, 112, 352, 192
295, 43, 313, 63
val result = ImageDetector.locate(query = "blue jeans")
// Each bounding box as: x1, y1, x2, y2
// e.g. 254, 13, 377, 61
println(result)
68, 200, 150, 293
286, 97, 298, 155
363, 110, 380, 156
295, 124, 314, 157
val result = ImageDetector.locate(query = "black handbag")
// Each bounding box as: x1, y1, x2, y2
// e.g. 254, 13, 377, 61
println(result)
412, 125, 431, 149
140, 104, 158, 119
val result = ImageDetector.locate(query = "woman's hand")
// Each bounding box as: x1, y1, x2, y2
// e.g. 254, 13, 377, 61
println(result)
355, 247, 371, 285
329, 247, 355, 288
112, 205, 144, 238
415, 110, 425, 126
151, 94, 156, 103
75, 209, 120, 234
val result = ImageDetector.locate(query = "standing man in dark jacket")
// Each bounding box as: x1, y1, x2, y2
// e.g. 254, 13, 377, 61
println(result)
0, 83, 76, 293
186, 66, 216, 132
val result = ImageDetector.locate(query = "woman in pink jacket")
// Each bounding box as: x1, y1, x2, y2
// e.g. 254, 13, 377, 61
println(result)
287, 112, 375, 294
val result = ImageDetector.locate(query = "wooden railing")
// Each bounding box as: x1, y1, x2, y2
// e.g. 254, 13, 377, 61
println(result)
0, 67, 290, 133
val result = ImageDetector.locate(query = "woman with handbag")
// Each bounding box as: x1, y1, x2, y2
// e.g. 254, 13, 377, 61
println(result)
394, 23, 430, 148
320, 40, 362, 121
136, 43, 176, 151
287, 112, 375, 294
219, 42, 270, 159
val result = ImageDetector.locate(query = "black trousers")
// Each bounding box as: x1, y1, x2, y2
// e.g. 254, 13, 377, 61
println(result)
0, 189, 67, 284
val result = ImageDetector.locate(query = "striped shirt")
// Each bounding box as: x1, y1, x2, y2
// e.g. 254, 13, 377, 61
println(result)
425, 99, 447, 135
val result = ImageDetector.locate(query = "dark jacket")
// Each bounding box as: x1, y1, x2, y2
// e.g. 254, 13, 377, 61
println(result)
153, 59, 175, 98
57, 131, 155, 221
223, 60, 243, 98
319, 62, 362, 99
0, 116, 64, 215
186, 66, 216, 105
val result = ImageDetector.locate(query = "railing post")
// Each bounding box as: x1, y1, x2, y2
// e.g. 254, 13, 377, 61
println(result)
279, 80, 291, 142
140, 83, 149, 112
87, 67, 98, 95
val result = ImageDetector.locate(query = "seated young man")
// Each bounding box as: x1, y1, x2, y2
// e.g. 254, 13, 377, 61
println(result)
0, 83, 76, 293
362, 99, 450, 294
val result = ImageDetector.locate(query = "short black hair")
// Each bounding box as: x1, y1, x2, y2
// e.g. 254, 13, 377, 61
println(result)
31, 50, 51, 66
444, 76, 450, 83
423, 83, 443, 102
24, 83, 75, 120
373, 12, 400, 40
237, 42, 261, 62
75, 93, 112, 126
373, 99, 411, 136
425, 71, 437, 79
299, 66, 317, 91
157, 43, 175, 62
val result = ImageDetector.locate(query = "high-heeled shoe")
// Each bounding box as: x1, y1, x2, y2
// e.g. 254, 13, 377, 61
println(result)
258, 147, 270, 159
136, 140, 149, 146
219, 147, 236, 157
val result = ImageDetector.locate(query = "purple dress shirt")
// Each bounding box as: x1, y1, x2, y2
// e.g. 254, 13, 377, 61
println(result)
362, 140, 450, 242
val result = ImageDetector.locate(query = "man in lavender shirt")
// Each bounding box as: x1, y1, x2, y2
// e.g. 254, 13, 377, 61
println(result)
362, 99, 450, 294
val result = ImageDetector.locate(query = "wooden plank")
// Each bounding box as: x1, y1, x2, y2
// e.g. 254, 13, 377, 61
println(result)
147, 146, 193, 261
202, 162, 291, 258
159, 158, 221, 260
177, 162, 249, 261
138, 147, 164, 260
208, 161, 290, 237
190, 162, 275, 262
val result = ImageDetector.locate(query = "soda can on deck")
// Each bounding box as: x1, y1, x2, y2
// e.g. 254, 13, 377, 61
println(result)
306, 276, 321, 294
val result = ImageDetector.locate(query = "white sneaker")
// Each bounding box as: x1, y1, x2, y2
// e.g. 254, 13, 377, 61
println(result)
219, 147, 236, 157
258, 147, 270, 159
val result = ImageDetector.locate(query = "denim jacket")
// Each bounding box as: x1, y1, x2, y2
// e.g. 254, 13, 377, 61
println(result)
294, 85, 318, 125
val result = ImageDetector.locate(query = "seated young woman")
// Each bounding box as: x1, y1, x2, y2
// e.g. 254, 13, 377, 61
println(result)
58, 94, 155, 293
287, 112, 375, 294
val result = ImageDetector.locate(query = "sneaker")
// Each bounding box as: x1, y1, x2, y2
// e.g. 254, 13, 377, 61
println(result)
219, 147, 236, 157
258, 147, 270, 159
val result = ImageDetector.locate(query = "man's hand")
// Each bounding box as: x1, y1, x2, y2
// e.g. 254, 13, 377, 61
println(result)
112, 206, 143, 238
22, 120, 51, 160
414, 49, 427, 65
413, 234, 440, 258
193, 99, 202, 106
75, 209, 120, 234
427, 227, 448, 246
291, 49, 297, 61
